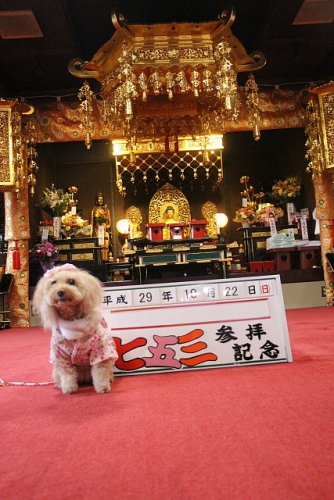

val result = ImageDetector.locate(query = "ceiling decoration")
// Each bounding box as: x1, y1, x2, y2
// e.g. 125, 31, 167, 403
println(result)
1, 0, 332, 101
69, 7, 266, 148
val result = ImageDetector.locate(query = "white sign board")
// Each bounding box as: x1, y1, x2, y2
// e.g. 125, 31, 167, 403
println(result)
102, 276, 292, 375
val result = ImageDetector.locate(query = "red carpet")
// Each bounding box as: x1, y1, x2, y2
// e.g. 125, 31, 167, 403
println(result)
0, 307, 333, 500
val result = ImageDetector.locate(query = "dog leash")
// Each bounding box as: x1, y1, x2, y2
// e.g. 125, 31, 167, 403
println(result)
0, 377, 53, 387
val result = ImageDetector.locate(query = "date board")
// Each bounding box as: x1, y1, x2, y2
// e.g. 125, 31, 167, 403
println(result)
102, 275, 292, 375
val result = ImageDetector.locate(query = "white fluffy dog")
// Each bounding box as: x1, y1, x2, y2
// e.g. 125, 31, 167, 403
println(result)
33, 263, 118, 394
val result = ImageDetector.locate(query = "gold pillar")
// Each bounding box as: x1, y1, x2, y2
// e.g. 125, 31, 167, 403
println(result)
0, 100, 32, 327
4, 191, 30, 327
306, 85, 334, 306
313, 173, 334, 306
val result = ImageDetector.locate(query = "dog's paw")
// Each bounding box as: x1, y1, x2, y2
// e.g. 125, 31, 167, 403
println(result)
94, 383, 111, 394
91, 360, 113, 393
61, 383, 79, 395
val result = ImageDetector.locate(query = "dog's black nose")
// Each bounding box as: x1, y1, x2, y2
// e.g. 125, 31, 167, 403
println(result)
57, 290, 65, 298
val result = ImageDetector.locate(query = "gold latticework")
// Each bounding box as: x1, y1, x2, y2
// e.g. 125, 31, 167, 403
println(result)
115, 150, 223, 195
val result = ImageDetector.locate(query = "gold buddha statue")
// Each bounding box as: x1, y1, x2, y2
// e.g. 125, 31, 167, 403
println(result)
148, 183, 192, 240
161, 204, 180, 240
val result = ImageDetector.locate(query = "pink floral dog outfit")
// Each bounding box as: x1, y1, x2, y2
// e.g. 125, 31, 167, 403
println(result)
50, 322, 118, 368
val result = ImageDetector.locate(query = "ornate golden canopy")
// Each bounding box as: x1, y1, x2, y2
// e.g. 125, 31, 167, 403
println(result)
68, 6, 266, 146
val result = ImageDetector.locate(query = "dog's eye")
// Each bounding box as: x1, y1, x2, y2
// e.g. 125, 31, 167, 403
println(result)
51, 280, 57, 285
67, 279, 75, 286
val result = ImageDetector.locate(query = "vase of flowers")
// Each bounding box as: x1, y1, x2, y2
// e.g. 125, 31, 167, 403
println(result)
234, 175, 264, 226
94, 210, 109, 225
29, 240, 60, 273
233, 206, 257, 226
256, 204, 284, 226
38, 185, 72, 238
270, 176, 301, 224
270, 176, 301, 206
38, 185, 72, 217
61, 213, 89, 239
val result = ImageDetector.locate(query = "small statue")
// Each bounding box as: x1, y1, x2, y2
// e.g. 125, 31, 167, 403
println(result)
125, 205, 143, 239
90, 191, 112, 260
202, 201, 218, 239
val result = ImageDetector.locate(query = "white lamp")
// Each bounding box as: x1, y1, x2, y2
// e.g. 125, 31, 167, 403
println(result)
116, 219, 131, 252
215, 213, 228, 243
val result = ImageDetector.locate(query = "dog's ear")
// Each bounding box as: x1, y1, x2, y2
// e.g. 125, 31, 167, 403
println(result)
32, 276, 45, 312
32, 275, 58, 330
79, 271, 104, 312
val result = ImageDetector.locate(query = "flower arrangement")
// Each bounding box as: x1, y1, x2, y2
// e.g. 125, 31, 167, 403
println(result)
29, 240, 60, 271
38, 185, 72, 216
61, 213, 89, 238
233, 206, 257, 224
270, 176, 301, 205
234, 176, 264, 224
256, 203, 284, 224
61, 213, 88, 227
94, 209, 109, 225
